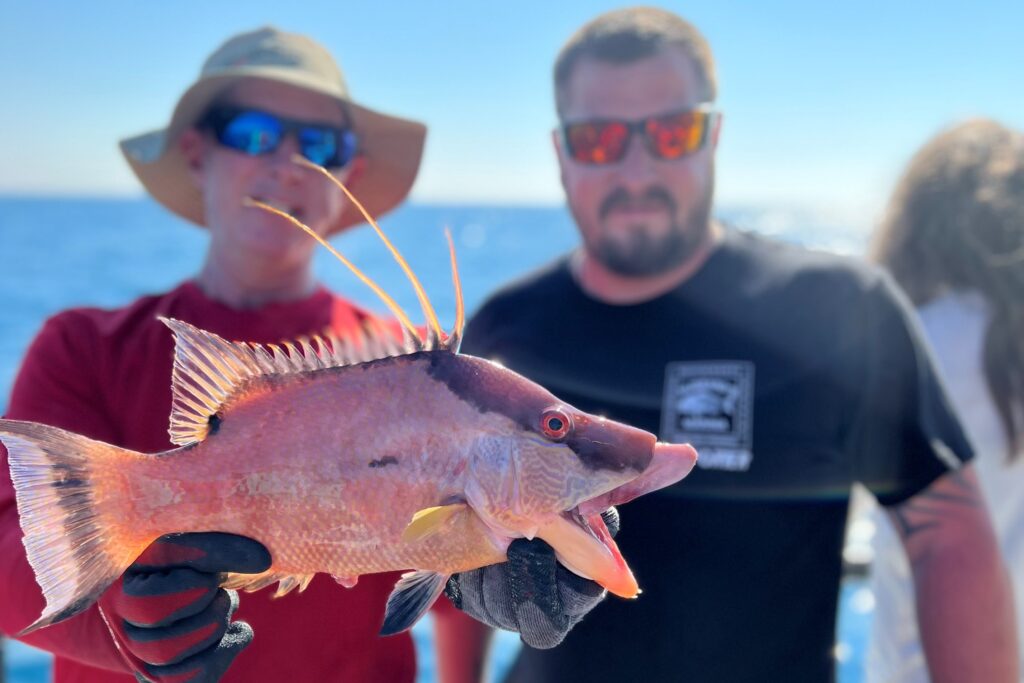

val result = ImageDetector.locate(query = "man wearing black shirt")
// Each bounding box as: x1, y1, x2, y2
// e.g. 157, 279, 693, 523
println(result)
461, 7, 1018, 682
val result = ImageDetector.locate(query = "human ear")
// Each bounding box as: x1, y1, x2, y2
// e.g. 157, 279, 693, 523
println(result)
710, 113, 723, 150
551, 129, 570, 193
177, 128, 206, 188
336, 154, 366, 187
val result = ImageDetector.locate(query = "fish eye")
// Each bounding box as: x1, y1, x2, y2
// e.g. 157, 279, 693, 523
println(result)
540, 408, 572, 441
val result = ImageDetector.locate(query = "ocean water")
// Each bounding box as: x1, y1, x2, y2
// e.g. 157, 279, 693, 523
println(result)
0, 197, 871, 682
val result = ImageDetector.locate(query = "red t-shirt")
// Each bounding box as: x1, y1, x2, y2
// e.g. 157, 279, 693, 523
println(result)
0, 282, 422, 682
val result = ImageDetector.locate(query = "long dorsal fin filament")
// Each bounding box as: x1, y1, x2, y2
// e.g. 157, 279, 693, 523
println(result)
244, 158, 466, 351
241, 198, 423, 349
444, 228, 464, 353
292, 156, 446, 347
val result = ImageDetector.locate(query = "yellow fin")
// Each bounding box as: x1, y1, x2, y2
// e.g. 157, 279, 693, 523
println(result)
401, 503, 467, 543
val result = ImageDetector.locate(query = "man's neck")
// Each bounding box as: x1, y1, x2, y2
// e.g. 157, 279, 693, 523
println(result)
573, 222, 723, 305
194, 255, 317, 310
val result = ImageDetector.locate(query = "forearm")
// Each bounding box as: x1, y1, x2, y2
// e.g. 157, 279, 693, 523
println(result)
432, 601, 494, 683
14, 609, 127, 673
909, 527, 1017, 682
889, 467, 1019, 682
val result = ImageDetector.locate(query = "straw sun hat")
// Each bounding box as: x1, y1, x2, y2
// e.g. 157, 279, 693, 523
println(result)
120, 26, 426, 233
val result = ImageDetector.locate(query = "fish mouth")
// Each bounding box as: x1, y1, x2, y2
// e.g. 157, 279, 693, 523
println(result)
534, 508, 637, 598
539, 442, 698, 599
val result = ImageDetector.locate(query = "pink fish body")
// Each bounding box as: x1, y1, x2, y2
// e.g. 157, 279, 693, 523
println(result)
0, 166, 698, 636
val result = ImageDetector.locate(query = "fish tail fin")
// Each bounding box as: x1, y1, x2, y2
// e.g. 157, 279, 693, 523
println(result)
0, 419, 145, 634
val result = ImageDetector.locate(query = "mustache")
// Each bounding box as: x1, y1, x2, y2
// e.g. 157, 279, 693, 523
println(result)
599, 187, 677, 221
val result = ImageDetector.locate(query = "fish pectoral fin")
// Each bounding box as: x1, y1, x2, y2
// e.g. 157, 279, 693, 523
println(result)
401, 503, 467, 543
222, 570, 315, 598
535, 515, 640, 599
380, 570, 450, 636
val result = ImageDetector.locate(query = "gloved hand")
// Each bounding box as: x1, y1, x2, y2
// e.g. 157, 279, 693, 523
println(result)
97, 532, 271, 683
444, 507, 619, 649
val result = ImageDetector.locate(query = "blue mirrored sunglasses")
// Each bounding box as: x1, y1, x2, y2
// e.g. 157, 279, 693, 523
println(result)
200, 107, 358, 169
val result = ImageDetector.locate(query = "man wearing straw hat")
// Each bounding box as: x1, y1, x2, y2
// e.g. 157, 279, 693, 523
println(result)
0, 27, 606, 683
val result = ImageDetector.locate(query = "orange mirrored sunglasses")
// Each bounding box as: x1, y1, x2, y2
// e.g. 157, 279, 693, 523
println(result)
561, 104, 718, 165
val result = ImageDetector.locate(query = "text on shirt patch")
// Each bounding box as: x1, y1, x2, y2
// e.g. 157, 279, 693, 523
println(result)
661, 361, 755, 472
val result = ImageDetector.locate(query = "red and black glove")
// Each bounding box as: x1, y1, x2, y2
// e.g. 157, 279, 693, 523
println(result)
98, 532, 271, 683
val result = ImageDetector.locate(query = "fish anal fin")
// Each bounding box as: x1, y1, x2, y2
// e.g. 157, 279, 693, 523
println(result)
332, 574, 359, 588
222, 570, 315, 598
401, 503, 467, 543
380, 570, 449, 636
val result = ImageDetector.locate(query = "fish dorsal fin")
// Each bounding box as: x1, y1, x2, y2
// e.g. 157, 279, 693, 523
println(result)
161, 316, 406, 446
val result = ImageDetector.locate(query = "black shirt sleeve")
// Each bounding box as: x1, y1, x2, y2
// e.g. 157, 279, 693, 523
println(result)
847, 271, 974, 506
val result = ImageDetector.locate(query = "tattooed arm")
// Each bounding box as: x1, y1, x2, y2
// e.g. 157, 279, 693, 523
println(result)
886, 464, 1018, 683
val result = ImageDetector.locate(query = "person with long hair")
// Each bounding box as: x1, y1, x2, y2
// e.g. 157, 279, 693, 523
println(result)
869, 118, 1024, 681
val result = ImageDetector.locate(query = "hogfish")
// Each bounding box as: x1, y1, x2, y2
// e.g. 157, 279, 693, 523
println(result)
0, 159, 698, 637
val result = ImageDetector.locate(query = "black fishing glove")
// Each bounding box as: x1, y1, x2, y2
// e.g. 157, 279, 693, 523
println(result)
444, 507, 619, 649
97, 532, 271, 683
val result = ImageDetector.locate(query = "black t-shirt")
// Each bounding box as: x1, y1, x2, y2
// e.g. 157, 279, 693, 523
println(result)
461, 230, 973, 683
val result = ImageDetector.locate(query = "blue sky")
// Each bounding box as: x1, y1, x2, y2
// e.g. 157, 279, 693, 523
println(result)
1, 1, 1021, 221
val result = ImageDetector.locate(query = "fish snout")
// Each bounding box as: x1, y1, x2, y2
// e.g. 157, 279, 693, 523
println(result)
617, 441, 698, 505
571, 416, 657, 474
576, 440, 698, 519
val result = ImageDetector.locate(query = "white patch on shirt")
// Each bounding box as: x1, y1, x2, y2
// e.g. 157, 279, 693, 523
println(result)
661, 361, 755, 472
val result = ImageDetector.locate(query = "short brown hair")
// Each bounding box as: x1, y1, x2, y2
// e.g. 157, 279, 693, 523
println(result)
554, 7, 717, 117
871, 119, 1024, 459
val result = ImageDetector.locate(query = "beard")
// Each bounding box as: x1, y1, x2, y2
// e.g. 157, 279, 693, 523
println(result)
586, 181, 714, 277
